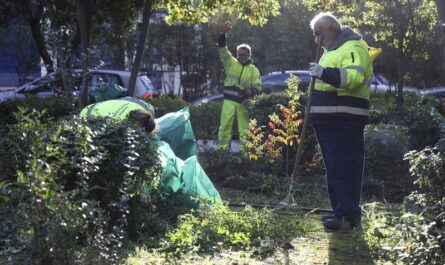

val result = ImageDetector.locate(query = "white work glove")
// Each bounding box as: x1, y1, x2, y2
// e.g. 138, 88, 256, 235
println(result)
309, 63, 324, 79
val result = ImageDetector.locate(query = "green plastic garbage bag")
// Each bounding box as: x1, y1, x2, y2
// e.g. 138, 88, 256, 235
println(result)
89, 84, 127, 103
156, 140, 221, 208
157, 140, 185, 194
181, 155, 221, 207
155, 107, 198, 160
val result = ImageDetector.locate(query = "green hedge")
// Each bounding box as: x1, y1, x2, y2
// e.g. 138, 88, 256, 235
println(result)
0, 111, 163, 263
364, 123, 413, 201
369, 93, 443, 150
0, 96, 78, 125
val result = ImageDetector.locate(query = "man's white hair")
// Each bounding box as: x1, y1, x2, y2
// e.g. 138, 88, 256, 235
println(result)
310, 12, 342, 31
237, 43, 251, 55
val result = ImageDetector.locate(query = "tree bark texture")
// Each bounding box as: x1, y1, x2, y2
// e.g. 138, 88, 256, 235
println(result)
76, 0, 90, 108
127, 0, 154, 97
22, 0, 54, 73
436, 0, 445, 85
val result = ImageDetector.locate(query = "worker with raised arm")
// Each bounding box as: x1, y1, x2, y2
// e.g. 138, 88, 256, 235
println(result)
217, 21, 262, 149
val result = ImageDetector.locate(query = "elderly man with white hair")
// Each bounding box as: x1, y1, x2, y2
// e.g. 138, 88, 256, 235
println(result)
308, 12, 374, 230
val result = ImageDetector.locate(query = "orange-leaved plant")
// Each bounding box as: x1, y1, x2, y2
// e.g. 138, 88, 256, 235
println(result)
244, 75, 304, 176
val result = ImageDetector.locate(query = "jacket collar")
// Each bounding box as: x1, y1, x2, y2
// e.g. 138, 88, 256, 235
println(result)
328, 26, 362, 51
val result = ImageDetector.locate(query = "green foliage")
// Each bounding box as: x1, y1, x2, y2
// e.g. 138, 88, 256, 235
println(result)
362, 139, 445, 264
0, 109, 163, 264
163, 203, 309, 254
370, 93, 443, 150
364, 123, 413, 201
189, 101, 222, 139
244, 76, 304, 175
405, 139, 445, 200
145, 96, 189, 117
0, 96, 78, 125
163, 0, 280, 26
198, 149, 286, 195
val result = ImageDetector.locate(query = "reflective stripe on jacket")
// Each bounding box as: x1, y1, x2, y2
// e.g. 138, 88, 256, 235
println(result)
219, 48, 261, 103
310, 36, 372, 124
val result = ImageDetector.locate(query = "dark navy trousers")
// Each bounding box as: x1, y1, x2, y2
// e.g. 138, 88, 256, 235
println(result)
313, 122, 365, 218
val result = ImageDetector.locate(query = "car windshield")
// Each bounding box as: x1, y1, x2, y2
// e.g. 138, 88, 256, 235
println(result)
139, 76, 155, 91
263, 74, 289, 85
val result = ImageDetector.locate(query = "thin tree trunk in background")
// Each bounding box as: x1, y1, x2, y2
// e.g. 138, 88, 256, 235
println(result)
23, 0, 54, 73
127, 0, 154, 97
396, 42, 405, 110
116, 39, 126, 69
77, 0, 90, 108
436, 0, 445, 85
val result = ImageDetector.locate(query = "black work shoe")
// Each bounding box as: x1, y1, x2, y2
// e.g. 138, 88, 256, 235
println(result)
323, 216, 353, 230
320, 214, 335, 222
323, 215, 361, 230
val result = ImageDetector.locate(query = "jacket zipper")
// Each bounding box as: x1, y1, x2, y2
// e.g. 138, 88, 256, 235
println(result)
238, 65, 245, 85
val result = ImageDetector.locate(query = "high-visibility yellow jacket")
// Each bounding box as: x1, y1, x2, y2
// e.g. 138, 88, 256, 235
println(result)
80, 96, 154, 120
310, 27, 373, 124
219, 48, 262, 103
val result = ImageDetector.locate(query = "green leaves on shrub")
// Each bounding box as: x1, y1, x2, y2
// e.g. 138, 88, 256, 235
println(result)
405, 139, 445, 199
163, 203, 309, 254
145, 96, 188, 117
0, 96, 78, 125
364, 123, 413, 201
0, 109, 163, 264
362, 139, 445, 265
190, 101, 222, 139
370, 93, 443, 150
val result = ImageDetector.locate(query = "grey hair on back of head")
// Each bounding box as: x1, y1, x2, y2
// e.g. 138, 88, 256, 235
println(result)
310, 12, 342, 31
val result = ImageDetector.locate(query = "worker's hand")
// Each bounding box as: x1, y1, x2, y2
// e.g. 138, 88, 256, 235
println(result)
309, 63, 324, 79
222, 21, 232, 33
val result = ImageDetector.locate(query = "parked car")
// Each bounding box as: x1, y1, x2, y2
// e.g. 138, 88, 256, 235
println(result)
191, 72, 420, 107
73, 69, 159, 99
0, 69, 158, 103
420, 87, 445, 99
191, 93, 224, 106
370, 74, 419, 94
261, 70, 311, 93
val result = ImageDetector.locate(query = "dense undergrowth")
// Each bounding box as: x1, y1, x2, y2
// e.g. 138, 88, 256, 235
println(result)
0, 85, 444, 264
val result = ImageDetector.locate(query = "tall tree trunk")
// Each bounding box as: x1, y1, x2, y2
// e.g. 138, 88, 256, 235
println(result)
23, 0, 54, 73
76, 0, 90, 108
116, 39, 126, 69
396, 43, 405, 110
436, 0, 445, 85
127, 0, 154, 97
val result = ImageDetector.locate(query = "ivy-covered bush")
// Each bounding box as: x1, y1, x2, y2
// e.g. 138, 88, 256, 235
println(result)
364, 123, 413, 201
0, 109, 163, 264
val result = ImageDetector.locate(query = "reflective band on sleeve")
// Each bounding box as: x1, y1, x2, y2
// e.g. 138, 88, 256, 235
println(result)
344, 65, 366, 76
223, 89, 242, 97
310, 105, 369, 116
339, 68, 348, 88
